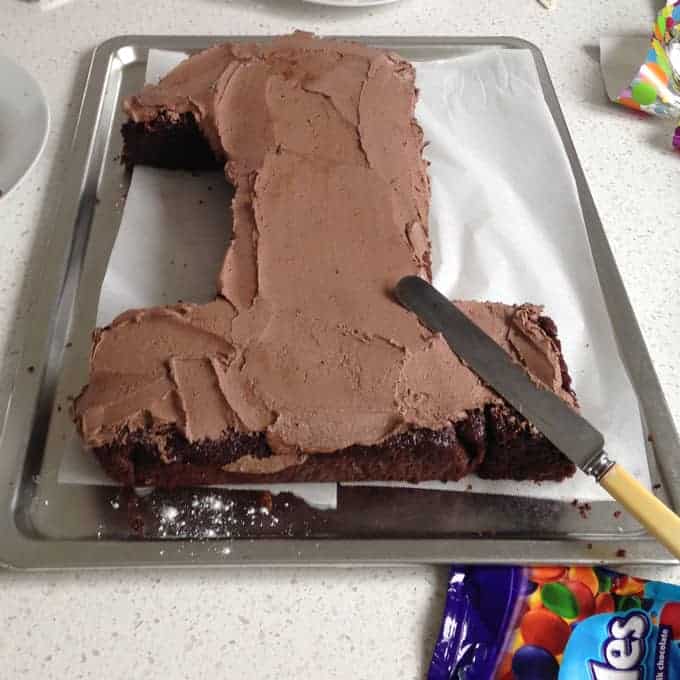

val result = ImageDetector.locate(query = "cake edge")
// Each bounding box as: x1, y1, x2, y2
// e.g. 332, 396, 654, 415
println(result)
90, 305, 577, 487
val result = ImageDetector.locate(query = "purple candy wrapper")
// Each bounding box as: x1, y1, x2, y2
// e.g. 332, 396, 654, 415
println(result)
429, 566, 526, 679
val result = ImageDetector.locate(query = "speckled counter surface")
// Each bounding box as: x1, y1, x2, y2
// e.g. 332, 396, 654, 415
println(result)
1, 1, 679, 677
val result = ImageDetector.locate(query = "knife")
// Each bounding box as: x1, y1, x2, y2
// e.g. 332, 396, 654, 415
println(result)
395, 275, 680, 559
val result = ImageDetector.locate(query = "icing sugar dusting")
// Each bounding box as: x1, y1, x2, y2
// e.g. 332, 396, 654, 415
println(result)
152, 493, 279, 542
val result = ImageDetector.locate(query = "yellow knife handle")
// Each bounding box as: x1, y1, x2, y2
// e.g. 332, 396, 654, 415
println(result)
599, 463, 680, 559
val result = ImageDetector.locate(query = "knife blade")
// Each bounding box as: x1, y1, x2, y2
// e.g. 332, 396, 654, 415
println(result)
395, 275, 680, 558
395, 275, 605, 473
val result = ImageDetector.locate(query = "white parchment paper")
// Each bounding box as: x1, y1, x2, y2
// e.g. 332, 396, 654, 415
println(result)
59, 47, 650, 504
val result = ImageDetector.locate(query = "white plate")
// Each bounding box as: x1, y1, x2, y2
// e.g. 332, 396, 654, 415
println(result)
302, 0, 401, 6
0, 55, 49, 201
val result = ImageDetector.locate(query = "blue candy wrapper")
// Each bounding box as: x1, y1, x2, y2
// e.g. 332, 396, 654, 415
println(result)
429, 565, 680, 680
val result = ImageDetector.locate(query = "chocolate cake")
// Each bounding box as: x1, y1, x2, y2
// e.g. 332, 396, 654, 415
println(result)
74, 32, 577, 487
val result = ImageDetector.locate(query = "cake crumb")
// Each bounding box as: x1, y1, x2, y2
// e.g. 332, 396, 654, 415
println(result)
613, 510, 622, 518
653, 483, 662, 490
65, 342, 72, 348
587, 543, 593, 550
647, 433, 655, 443
27, 365, 35, 373
616, 548, 627, 558
261, 491, 273, 512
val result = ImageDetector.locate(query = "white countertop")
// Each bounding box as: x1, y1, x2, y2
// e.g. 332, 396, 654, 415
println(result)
1, 1, 679, 677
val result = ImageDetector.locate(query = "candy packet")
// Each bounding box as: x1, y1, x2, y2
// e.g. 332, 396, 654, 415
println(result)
428, 565, 680, 679
607, 0, 680, 151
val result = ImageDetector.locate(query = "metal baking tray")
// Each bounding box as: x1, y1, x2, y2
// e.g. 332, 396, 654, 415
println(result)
1, 35, 679, 569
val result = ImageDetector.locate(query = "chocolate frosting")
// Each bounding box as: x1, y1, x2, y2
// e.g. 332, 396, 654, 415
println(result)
75, 33, 575, 473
